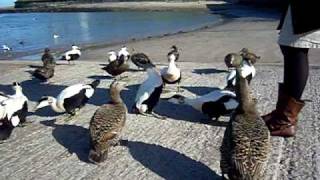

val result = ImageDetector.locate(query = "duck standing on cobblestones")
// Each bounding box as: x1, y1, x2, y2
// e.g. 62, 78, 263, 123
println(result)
107, 51, 117, 63
60, 45, 81, 64
89, 80, 127, 163
224, 52, 256, 91
220, 69, 270, 180
35, 80, 100, 118
102, 52, 130, 80
132, 63, 165, 119
239, 48, 260, 65
166, 89, 238, 123
118, 46, 130, 61
0, 82, 28, 141
161, 45, 182, 92
33, 48, 56, 83
131, 52, 153, 70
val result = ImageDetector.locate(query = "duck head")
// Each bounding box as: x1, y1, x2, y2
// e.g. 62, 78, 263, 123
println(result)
224, 53, 243, 68
12, 82, 22, 92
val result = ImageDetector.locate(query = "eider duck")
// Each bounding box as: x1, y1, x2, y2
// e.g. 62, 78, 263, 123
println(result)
60, 45, 81, 64
161, 45, 182, 92
102, 52, 130, 79
89, 80, 128, 163
107, 51, 117, 63
220, 69, 270, 180
0, 82, 28, 141
2, 44, 11, 52
53, 34, 60, 39
132, 63, 165, 119
239, 48, 260, 65
167, 45, 179, 61
224, 53, 256, 91
35, 80, 100, 118
118, 46, 130, 61
131, 52, 153, 70
166, 89, 238, 122
33, 48, 56, 83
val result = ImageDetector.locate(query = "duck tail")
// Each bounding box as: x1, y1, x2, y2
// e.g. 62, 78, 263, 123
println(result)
90, 80, 100, 89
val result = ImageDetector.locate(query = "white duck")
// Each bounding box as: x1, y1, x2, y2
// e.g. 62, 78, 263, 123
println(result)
161, 45, 182, 92
133, 63, 165, 119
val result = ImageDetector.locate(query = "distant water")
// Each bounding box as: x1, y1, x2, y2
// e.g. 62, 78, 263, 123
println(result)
0, 11, 222, 59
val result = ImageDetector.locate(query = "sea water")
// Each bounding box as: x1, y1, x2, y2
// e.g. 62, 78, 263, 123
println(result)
0, 11, 222, 59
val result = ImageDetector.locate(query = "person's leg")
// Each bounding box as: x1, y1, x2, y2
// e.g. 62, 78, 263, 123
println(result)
282, 45, 309, 99
263, 45, 308, 137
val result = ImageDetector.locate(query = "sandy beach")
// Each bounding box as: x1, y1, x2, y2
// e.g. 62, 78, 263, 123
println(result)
0, 3, 320, 179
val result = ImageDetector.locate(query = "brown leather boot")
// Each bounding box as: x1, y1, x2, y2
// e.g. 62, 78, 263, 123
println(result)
263, 83, 305, 137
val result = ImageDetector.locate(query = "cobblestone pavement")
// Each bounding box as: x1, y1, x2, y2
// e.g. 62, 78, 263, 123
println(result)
0, 61, 319, 180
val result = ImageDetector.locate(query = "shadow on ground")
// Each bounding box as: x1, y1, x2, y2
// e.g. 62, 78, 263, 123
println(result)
40, 119, 90, 163
122, 140, 221, 180
192, 68, 228, 75
0, 74, 112, 117
181, 86, 221, 96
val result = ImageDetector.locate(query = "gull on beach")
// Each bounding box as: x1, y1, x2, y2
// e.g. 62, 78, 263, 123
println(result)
53, 34, 60, 39
2, 44, 11, 52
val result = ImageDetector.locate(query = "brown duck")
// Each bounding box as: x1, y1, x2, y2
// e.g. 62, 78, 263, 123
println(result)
33, 48, 56, 82
102, 54, 129, 79
220, 68, 270, 180
88, 80, 128, 164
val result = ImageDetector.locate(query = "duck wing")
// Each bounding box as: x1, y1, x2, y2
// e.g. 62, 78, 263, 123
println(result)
230, 114, 270, 180
90, 104, 126, 148
131, 53, 152, 68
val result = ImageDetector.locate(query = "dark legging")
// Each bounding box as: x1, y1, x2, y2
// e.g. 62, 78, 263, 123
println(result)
280, 45, 309, 100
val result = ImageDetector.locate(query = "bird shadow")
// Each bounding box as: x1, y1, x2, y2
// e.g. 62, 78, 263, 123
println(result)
126, 68, 145, 72
155, 100, 206, 123
156, 99, 229, 127
28, 65, 42, 69
40, 119, 90, 163
181, 86, 222, 96
122, 140, 221, 180
122, 84, 140, 113
192, 68, 228, 75
87, 75, 113, 80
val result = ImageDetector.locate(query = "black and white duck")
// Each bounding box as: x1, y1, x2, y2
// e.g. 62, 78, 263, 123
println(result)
161, 45, 182, 92
60, 45, 81, 64
0, 82, 28, 141
132, 63, 165, 119
166, 89, 238, 122
35, 80, 100, 118
220, 69, 270, 180
107, 51, 117, 63
89, 80, 127, 164
118, 46, 130, 61
224, 53, 256, 91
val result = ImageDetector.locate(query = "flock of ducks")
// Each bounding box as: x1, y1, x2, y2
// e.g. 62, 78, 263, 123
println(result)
0, 44, 272, 179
